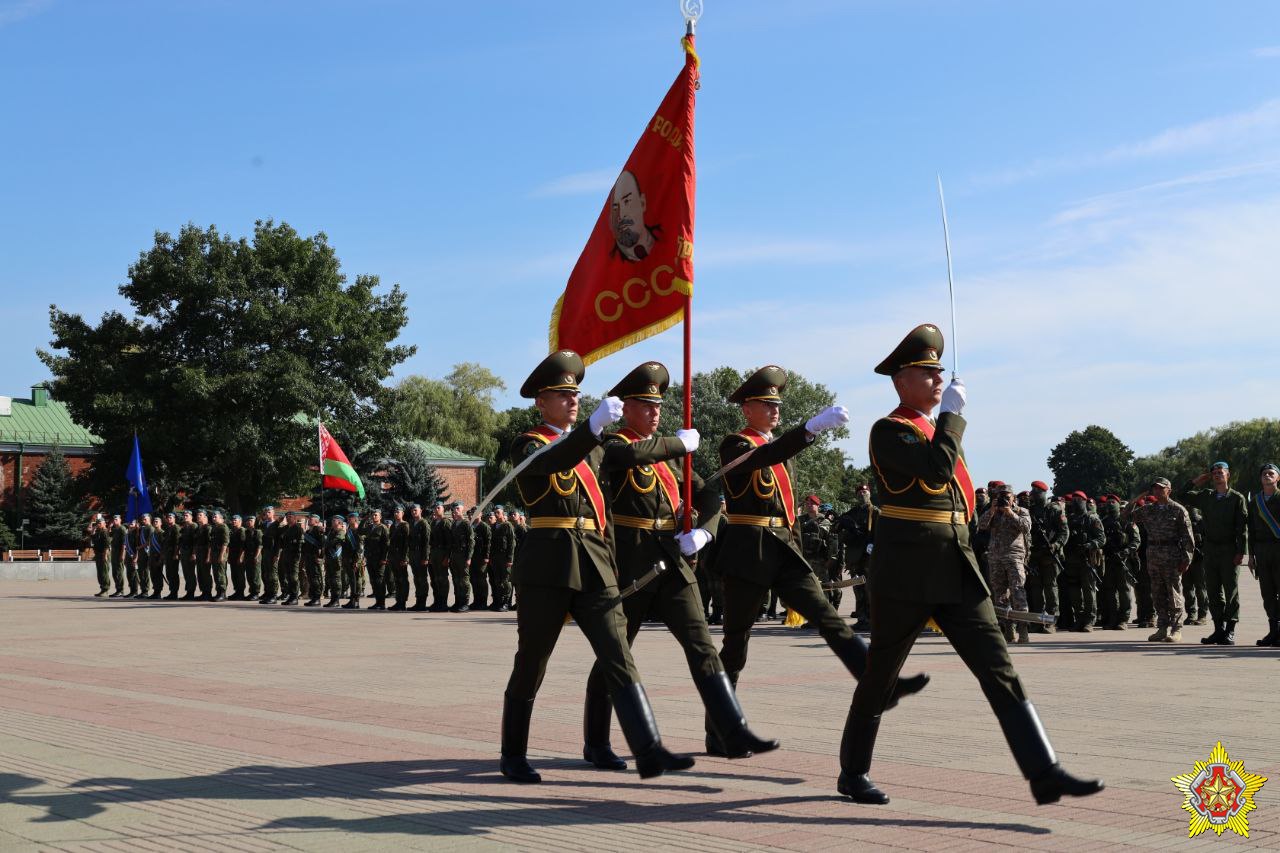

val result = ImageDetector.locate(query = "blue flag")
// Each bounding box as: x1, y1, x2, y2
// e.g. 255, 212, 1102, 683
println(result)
125, 434, 152, 522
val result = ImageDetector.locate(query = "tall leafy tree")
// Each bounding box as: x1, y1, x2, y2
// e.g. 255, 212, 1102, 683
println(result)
390, 363, 507, 460
369, 440, 452, 511
27, 448, 85, 547
1047, 426, 1135, 498
1131, 418, 1280, 497
39, 220, 413, 513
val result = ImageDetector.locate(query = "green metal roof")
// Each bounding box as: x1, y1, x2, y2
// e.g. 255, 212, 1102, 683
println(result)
0, 393, 100, 448
411, 438, 485, 464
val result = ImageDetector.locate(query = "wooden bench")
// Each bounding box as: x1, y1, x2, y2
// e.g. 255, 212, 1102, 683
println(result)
47, 549, 85, 561
5, 550, 42, 562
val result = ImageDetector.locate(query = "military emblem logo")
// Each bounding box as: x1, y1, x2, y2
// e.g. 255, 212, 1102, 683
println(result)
1171, 741, 1266, 838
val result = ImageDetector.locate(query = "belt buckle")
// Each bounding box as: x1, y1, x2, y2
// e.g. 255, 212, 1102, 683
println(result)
575, 517, 586, 530
651, 519, 662, 530
769, 517, 782, 528
953, 511, 965, 525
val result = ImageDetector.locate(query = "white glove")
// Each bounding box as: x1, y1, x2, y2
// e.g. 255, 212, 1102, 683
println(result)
675, 528, 712, 555
805, 405, 850, 434
589, 396, 624, 436
940, 377, 966, 415
675, 428, 700, 453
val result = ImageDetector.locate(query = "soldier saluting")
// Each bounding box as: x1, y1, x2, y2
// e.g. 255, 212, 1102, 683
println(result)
839, 324, 1101, 807
499, 350, 692, 784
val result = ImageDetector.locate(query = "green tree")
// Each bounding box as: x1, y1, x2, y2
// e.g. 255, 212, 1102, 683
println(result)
369, 440, 452, 511
390, 363, 507, 460
27, 448, 85, 547
39, 220, 413, 514
0, 515, 17, 551
1047, 426, 1135, 498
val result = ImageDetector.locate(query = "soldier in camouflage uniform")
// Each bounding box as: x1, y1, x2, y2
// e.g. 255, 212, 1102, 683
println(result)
977, 485, 1033, 643
387, 505, 411, 611
1025, 482, 1067, 632
340, 511, 363, 609
227, 514, 246, 599
799, 495, 835, 617
208, 510, 230, 601
362, 508, 390, 610
1181, 462, 1249, 645
447, 502, 474, 612
320, 516, 344, 607
470, 510, 493, 610
258, 507, 281, 604
277, 512, 303, 606
1133, 478, 1194, 642
488, 506, 516, 612
1182, 507, 1208, 625
429, 502, 453, 611
1098, 497, 1139, 630
1061, 493, 1105, 631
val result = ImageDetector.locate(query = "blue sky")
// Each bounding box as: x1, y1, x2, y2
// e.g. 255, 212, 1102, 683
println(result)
3, 0, 1277, 489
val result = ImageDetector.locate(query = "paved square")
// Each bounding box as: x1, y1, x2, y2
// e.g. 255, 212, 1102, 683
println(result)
1, 579, 1277, 851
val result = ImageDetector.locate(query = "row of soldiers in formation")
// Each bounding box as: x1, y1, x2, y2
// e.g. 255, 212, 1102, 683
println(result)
86, 502, 538, 610
961, 461, 1280, 647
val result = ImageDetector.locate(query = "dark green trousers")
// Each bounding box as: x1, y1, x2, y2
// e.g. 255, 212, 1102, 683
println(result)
279, 554, 299, 597
1024, 550, 1059, 616
1257, 543, 1280, 621
428, 550, 450, 606
165, 556, 180, 595
1204, 544, 1241, 623
719, 536, 864, 681
852, 569, 1027, 717
586, 571, 720, 699
94, 555, 110, 593
506, 552, 640, 701
390, 559, 409, 604
1183, 555, 1208, 619
110, 553, 125, 592
488, 560, 512, 607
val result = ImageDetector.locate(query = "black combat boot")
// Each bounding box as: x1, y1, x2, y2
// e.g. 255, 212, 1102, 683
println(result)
148, 591, 163, 600
1257, 619, 1278, 646
582, 690, 627, 770
499, 693, 541, 784
342, 598, 360, 609
697, 671, 779, 759
259, 594, 278, 604
1220, 621, 1236, 645
304, 594, 322, 606
995, 700, 1104, 805
227, 592, 244, 601
837, 712, 889, 804
450, 603, 470, 613
1201, 621, 1224, 644
410, 595, 428, 612
389, 599, 406, 611
612, 682, 695, 779
323, 595, 340, 608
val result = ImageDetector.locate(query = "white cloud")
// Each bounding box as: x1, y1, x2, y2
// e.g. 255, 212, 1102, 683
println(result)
0, 0, 50, 27
527, 169, 616, 198
1254, 46, 1280, 58
1050, 160, 1280, 225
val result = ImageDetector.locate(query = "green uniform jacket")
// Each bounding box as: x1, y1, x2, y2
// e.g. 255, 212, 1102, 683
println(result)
228, 526, 245, 565
510, 424, 670, 591
109, 525, 125, 561
388, 520, 410, 562
176, 522, 193, 559
490, 521, 516, 566
450, 518, 474, 566
342, 525, 363, 568
242, 526, 262, 563
866, 411, 982, 604
1180, 482, 1248, 554
410, 518, 430, 563
91, 528, 109, 558
209, 523, 229, 563
195, 523, 211, 562
279, 523, 302, 563
472, 521, 491, 566
429, 517, 450, 555
1247, 490, 1280, 551
301, 527, 324, 569
363, 521, 390, 567
260, 520, 279, 564
716, 424, 813, 586
602, 433, 719, 586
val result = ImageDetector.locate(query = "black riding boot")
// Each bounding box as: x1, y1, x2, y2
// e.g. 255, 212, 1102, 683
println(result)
837, 712, 888, 804
697, 671, 779, 759
995, 700, 1104, 805
582, 690, 627, 770
499, 694, 541, 783
612, 682, 694, 780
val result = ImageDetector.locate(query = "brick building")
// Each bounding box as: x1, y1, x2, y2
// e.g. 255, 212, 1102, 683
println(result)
408, 439, 486, 506
0, 386, 100, 520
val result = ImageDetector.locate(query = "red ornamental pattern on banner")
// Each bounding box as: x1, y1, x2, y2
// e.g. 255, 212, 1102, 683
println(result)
549, 36, 699, 365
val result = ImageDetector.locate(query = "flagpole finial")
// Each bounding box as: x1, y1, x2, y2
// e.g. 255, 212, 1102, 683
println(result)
680, 0, 703, 34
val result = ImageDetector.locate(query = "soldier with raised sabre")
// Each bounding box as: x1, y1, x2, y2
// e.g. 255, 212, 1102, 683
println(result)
838, 324, 1101, 807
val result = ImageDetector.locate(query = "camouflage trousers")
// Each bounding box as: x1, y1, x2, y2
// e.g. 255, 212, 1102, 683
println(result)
1147, 557, 1185, 630
988, 556, 1028, 612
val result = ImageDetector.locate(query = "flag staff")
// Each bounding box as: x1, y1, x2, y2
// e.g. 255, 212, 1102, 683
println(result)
679, 0, 702, 533
317, 413, 325, 524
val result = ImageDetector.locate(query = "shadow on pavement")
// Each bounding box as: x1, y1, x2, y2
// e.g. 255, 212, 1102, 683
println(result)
0, 759, 1050, 837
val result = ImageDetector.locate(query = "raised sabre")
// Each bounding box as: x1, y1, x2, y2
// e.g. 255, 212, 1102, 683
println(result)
936, 174, 959, 379
468, 432, 568, 520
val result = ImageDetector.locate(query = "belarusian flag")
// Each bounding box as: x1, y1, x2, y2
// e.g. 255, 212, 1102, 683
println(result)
318, 423, 365, 498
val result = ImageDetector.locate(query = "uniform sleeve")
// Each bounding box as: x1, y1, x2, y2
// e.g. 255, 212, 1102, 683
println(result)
510, 426, 600, 473
1178, 507, 1195, 564
718, 425, 812, 474
600, 435, 686, 471
1235, 493, 1249, 555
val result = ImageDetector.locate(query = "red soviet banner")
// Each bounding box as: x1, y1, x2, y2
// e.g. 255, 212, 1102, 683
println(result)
549, 36, 699, 365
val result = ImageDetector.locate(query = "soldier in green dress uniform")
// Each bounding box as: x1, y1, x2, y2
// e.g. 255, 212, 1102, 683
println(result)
711, 366, 927, 755
91, 517, 110, 596
838, 324, 1101, 807
341, 511, 364, 608
301, 515, 326, 606
363, 508, 390, 610
227, 514, 246, 599
580, 361, 777, 771
489, 507, 516, 611
409, 504, 430, 611
208, 510, 230, 601
448, 502, 473, 612
429, 502, 452, 611
500, 350, 693, 784
387, 505, 411, 610
242, 514, 262, 600
277, 512, 304, 606
108, 515, 126, 597
258, 507, 281, 604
